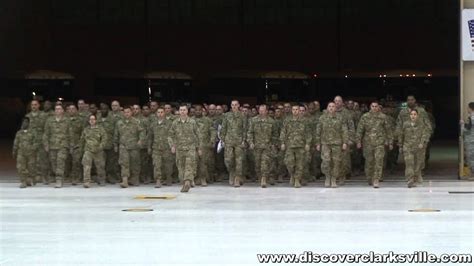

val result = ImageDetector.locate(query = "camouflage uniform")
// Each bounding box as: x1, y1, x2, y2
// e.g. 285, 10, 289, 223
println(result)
220, 111, 248, 186
149, 118, 173, 186
68, 115, 85, 184
315, 113, 348, 187
384, 113, 398, 174
213, 114, 227, 181
356, 112, 393, 186
195, 116, 217, 185
13, 129, 37, 187
25, 110, 50, 183
309, 111, 322, 179
335, 107, 356, 181
98, 115, 119, 183
136, 114, 152, 184
463, 115, 474, 177
398, 118, 431, 186
280, 116, 312, 187
80, 125, 107, 186
114, 117, 145, 187
271, 117, 286, 182
168, 117, 199, 182
247, 116, 278, 187
43, 116, 71, 187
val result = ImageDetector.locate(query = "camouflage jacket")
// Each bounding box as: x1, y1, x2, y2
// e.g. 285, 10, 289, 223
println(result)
98, 115, 115, 150
43, 116, 70, 150
220, 111, 248, 146
148, 118, 172, 151
396, 106, 432, 139
335, 107, 356, 142
80, 126, 107, 153
114, 117, 145, 150
280, 116, 312, 148
356, 112, 393, 146
247, 116, 278, 149
25, 111, 48, 148
13, 129, 36, 155
195, 116, 217, 149
168, 117, 199, 150
398, 119, 431, 150
69, 115, 86, 148
315, 113, 348, 145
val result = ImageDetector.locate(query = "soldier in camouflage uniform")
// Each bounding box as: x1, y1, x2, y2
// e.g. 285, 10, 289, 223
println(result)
43, 104, 70, 188
149, 108, 174, 187
194, 105, 217, 186
25, 100, 50, 184
398, 109, 431, 188
241, 105, 255, 182
80, 114, 107, 188
114, 107, 145, 188
280, 106, 312, 188
206, 104, 219, 181
247, 105, 278, 188
396, 95, 432, 183
334, 96, 356, 185
133, 104, 152, 184
460, 102, 474, 181
213, 105, 227, 181
273, 107, 286, 183
220, 100, 248, 187
315, 102, 348, 188
308, 102, 323, 180
67, 104, 85, 185
13, 118, 36, 188
356, 102, 393, 188
168, 105, 200, 193
99, 103, 119, 184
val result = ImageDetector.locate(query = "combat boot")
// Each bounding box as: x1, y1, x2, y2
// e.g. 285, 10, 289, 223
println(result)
155, 179, 162, 188
201, 177, 207, 187
19, 178, 27, 188
268, 177, 275, 185
415, 176, 423, 185
261, 176, 267, 188
289, 176, 295, 186
373, 179, 380, 188
54, 178, 62, 188
120, 177, 129, 188
407, 177, 416, 188
277, 175, 284, 183
324, 176, 331, 188
294, 178, 301, 188
83, 182, 90, 188
165, 177, 172, 186
234, 176, 241, 188
26, 178, 33, 186
330, 176, 338, 188
181, 180, 191, 193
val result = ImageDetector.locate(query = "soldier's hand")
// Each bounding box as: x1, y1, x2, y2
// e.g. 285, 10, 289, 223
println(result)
460, 119, 465, 125
44, 146, 49, 152
114, 146, 118, 153
304, 145, 310, 152
357, 143, 362, 149
147, 148, 152, 155
249, 143, 255, 150
241, 141, 246, 148
171, 146, 176, 154
316, 145, 320, 151
389, 144, 393, 150
280, 144, 285, 151
342, 143, 348, 150
137, 140, 143, 147
348, 141, 353, 146
418, 143, 424, 149
198, 149, 202, 156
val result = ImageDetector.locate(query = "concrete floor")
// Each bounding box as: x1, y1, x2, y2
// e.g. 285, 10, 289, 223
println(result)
1, 140, 473, 265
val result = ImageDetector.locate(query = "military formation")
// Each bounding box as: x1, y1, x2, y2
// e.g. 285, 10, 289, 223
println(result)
14, 95, 441, 192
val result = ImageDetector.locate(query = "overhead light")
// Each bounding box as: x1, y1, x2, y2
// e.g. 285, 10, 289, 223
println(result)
313, 74, 318, 78
345, 75, 348, 78
32, 91, 36, 96
427, 73, 432, 77
383, 74, 386, 77
399, 74, 403, 77
58, 97, 64, 101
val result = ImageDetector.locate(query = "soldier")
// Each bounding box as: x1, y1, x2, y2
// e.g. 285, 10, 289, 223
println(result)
347, 100, 363, 176
80, 114, 107, 188
110, 100, 123, 122
99, 103, 119, 184
77, 99, 91, 122
396, 95, 432, 183
194, 105, 217, 186
308, 101, 323, 179
43, 100, 54, 116
164, 104, 175, 121
168, 105, 200, 193
247, 105, 278, 188
114, 107, 145, 188
315, 102, 348, 188
356, 102, 393, 188
280, 105, 311, 188
273, 107, 286, 183
334, 96, 356, 184
398, 109, 431, 188
150, 101, 159, 115
220, 100, 248, 187
214, 105, 227, 181
67, 104, 85, 185
460, 102, 474, 181
149, 107, 174, 187
13, 117, 36, 188
43, 104, 70, 188
25, 100, 50, 184
133, 104, 152, 184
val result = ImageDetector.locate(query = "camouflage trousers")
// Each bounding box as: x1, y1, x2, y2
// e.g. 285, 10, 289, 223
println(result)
16, 151, 36, 183
36, 144, 51, 182
252, 147, 273, 179
284, 147, 305, 181
82, 150, 106, 183
341, 145, 352, 177
466, 139, 474, 172
197, 147, 213, 182
140, 149, 153, 183
224, 145, 245, 180
69, 147, 83, 183
207, 147, 216, 180
119, 148, 141, 185
176, 148, 197, 182
48, 148, 68, 181
104, 148, 120, 183
243, 149, 256, 181
362, 145, 385, 182
215, 148, 227, 180
402, 146, 426, 182
321, 144, 343, 180
310, 149, 322, 178
152, 148, 174, 183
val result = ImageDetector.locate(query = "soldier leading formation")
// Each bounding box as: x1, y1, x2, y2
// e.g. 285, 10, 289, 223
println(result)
14, 95, 446, 192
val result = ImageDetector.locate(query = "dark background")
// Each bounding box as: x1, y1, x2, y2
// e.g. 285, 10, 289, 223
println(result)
0, 0, 460, 139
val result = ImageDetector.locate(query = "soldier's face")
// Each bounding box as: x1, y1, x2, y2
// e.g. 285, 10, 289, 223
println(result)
314, 102, 320, 111
208, 105, 216, 115
370, 103, 379, 112
284, 104, 291, 113
258, 106, 268, 116
31, 101, 40, 111
299, 107, 306, 115
195, 106, 203, 117
54, 105, 64, 116
231, 101, 240, 112
78, 100, 85, 110
291, 106, 300, 116
216, 106, 223, 115
269, 110, 274, 117
89, 116, 97, 126
124, 109, 132, 118
44, 101, 52, 111
347, 101, 354, 110
410, 111, 418, 121
111, 101, 120, 112
157, 109, 165, 119
179, 107, 188, 117
142, 106, 150, 116
407, 96, 416, 108
327, 103, 336, 113
275, 109, 282, 118
164, 105, 172, 114
68, 105, 78, 115
334, 97, 343, 108
100, 104, 109, 115
150, 102, 158, 112
89, 105, 98, 114
132, 105, 141, 115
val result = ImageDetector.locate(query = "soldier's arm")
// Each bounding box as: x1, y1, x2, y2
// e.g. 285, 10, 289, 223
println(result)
209, 121, 217, 146
79, 129, 86, 151
271, 120, 279, 146
242, 115, 249, 143
342, 123, 349, 145
279, 121, 287, 145
100, 128, 107, 150
304, 122, 312, 147
355, 115, 365, 144
397, 123, 404, 145
384, 116, 393, 145
137, 122, 146, 147
42, 120, 50, 149
347, 117, 356, 143
113, 122, 119, 150
220, 116, 228, 141
147, 124, 154, 151
315, 120, 322, 145
167, 121, 176, 148
246, 119, 254, 147
12, 132, 19, 157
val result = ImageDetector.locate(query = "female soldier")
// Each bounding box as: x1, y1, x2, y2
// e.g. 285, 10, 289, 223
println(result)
398, 110, 431, 188
13, 117, 36, 188
80, 114, 107, 188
